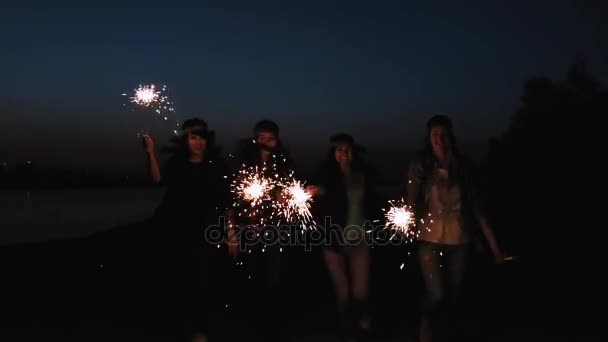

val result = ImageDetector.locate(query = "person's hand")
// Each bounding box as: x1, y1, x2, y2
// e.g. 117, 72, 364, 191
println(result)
227, 239, 239, 259
226, 225, 238, 259
493, 249, 506, 264
305, 185, 320, 197
271, 187, 282, 201
142, 134, 154, 154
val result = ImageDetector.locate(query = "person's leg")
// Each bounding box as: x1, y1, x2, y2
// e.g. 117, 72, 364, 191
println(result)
417, 242, 446, 342
446, 244, 468, 299
248, 247, 272, 340
268, 243, 282, 291
323, 248, 351, 336
178, 245, 203, 341
266, 243, 284, 341
190, 245, 222, 340
444, 244, 469, 340
348, 243, 371, 334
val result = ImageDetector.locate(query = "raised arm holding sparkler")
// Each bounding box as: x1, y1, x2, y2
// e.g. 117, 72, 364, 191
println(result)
142, 134, 161, 183
143, 118, 238, 340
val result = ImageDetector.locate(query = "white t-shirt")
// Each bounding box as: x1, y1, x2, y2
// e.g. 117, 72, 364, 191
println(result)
418, 167, 468, 245
344, 172, 365, 242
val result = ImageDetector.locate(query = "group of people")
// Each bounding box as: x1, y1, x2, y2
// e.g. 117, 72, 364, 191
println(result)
141, 115, 505, 342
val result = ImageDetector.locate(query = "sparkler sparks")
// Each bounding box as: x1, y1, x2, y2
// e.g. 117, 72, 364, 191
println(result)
123, 83, 178, 138
132, 85, 157, 105
233, 166, 273, 208
124, 84, 175, 115
277, 179, 314, 228
383, 199, 417, 241
231, 163, 315, 230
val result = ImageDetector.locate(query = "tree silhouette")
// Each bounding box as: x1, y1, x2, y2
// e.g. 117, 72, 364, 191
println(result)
486, 58, 606, 295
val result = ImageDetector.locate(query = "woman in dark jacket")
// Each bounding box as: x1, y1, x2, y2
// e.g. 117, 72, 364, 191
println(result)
143, 118, 235, 341
309, 133, 382, 341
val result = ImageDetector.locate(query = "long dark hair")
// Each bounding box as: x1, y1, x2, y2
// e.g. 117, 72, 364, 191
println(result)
316, 133, 375, 184
312, 134, 381, 228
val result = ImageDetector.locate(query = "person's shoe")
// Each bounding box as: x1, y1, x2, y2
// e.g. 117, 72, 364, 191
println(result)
419, 318, 432, 342
355, 315, 372, 341
191, 332, 207, 342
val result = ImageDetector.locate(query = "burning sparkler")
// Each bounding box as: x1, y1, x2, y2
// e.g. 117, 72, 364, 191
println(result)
233, 166, 274, 208
123, 83, 178, 138
231, 164, 315, 229
123, 84, 175, 115
384, 199, 417, 241
277, 179, 314, 228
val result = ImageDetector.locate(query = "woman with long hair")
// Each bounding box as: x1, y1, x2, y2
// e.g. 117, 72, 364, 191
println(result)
143, 118, 237, 342
406, 115, 504, 342
308, 133, 381, 341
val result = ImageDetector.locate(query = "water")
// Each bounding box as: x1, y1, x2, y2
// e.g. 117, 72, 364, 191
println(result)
0, 185, 403, 246
0, 187, 164, 245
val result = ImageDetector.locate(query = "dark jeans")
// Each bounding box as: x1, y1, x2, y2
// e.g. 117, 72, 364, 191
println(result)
151, 223, 226, 338
239, 243, 286, 341
417, 241, 469, 341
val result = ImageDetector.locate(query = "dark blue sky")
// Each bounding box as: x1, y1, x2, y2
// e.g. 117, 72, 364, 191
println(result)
1, 0, 606, 175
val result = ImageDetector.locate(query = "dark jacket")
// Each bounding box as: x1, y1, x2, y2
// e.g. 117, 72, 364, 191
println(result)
231, 139, 296, 229
153, 154, 231, 243
311, 161, 383, 250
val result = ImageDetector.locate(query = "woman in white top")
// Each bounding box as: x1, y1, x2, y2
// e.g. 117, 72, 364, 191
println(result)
406, 115, 504, 342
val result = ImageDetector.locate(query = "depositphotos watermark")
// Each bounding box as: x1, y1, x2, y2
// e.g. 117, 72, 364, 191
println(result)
203, 216, 413, 251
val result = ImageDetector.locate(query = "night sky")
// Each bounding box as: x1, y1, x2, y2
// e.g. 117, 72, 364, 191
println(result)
1, 0, 606, 176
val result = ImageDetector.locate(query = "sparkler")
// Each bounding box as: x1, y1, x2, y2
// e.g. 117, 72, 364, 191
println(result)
276, 178, 314, 228
122, 83, 178, 138
123, 84, 175, 115
232, 166, 274, 209
383, 199, 417, 241
231, 164, 315, 229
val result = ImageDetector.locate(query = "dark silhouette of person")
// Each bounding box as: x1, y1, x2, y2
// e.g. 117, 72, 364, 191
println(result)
406, 115, 504, 342
143, 118, 236, 341
308, 133, 382, 341
231, 119, 295, 340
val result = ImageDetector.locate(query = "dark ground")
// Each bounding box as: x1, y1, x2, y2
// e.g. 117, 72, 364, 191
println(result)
0, 219, 598, 342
